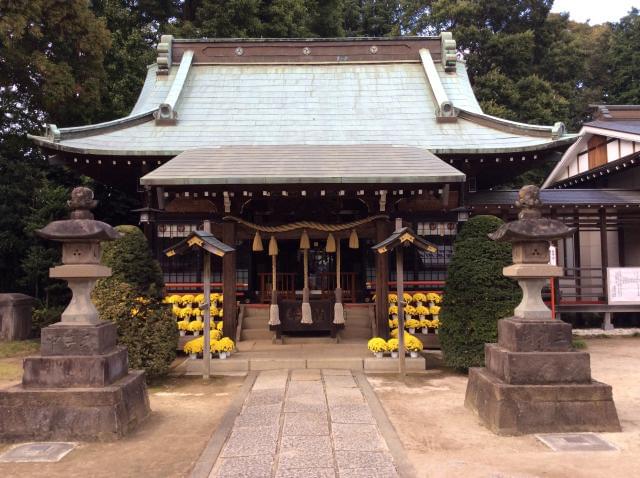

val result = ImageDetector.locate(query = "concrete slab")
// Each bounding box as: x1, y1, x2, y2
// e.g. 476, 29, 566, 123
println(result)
183, 358, 249, 375
321, 369, 353, 376
291, 369, 322, 381
287, 380, 324, 397
282, 412, 329, 436
234, 403, 282, 428
329, 404, 376, 424
220, 426, 278, 457
334, 451, 397, 470
337, 466, 399, 478
278, 449, 334, 469
284, 394, 328, 413
280, 435, 333, 454
275, 468, 336, 478
326, 387, 365, 406
324, 374, 357, 388
307, 358, 363, 370
212, 455, 274, 478
250, 358, 306, 371
252, 371, 288, 391
332, 423, 388, 452
535, 433, 619, 452
244, 389, 284, 407
0, 442, 76, 463
363, 357, 426, 372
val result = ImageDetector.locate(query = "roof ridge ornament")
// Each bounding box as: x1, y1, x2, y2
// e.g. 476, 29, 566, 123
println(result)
440, 32, 457, 73
552, 122, 566, 139
419, 48, 456, 122
154, 49, 194, 125
46, 124, 60, 142
157, 35, 173, 75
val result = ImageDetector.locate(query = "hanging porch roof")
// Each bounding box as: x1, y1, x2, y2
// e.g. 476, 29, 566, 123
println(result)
139, 144, 465, 185
29, 36, 573, 160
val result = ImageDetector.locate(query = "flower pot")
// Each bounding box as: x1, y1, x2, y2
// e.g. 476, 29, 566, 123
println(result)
419, 315, 425, 320
219, 352, 228, 360
391, 351, 398, 358
435, 329, 439, 335
193, 330, 200, 336
179, 330, 186, 337
374, 352, 383, 359
189, 353, 197, 360
428, 301, 435, 307
433, 314, 439, 320
421, 328, 429, 335
408, 328, 415, 334
392, 314, 398, 321
416, 301, 423, 307
410, 351, 419, 358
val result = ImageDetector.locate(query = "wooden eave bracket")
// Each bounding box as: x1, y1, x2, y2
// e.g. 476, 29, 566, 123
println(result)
154, 50, 194, 125
419, 48, 456, 122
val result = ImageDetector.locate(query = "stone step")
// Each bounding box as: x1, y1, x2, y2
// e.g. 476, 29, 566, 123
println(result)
345, 309, 371, 318
243, 306, 269, 318
340, 326, 372, 339
345, 315, 370, 327
281, 335, 337, 344
241, 329, 273, 341
243, 315, 269, 329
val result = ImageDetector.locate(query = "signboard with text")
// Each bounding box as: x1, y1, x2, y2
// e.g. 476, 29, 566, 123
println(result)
607, 268, 640, 305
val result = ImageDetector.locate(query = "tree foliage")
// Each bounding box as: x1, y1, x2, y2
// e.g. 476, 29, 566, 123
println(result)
439, 216, 521, 371
94, 225, 176, 380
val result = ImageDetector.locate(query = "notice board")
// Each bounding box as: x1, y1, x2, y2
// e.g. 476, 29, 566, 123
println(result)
607, 267, 640, 304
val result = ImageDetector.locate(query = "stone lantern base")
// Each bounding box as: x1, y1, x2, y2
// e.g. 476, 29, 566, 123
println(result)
0, 322, 150, 442
465, 317, 621, 435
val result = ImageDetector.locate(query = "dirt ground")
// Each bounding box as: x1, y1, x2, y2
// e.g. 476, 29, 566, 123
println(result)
0, 351, 244, 478
370, 337, 640, 478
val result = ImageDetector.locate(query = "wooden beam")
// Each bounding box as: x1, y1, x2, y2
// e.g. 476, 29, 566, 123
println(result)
375, 218, 391, 338
222, 221, 237, 340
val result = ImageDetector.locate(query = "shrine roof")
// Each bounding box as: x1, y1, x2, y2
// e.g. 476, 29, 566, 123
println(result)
467, 189, 640, 207
140, 145, 465, 185
29, 36, 573, 158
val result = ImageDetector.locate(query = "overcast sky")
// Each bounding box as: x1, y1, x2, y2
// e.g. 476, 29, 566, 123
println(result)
551, 0, 638, 24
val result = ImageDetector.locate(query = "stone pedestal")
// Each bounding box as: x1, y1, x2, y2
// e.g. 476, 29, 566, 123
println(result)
465, 317, 621, 435
0, 293, 36, 341
0, 321, 150, 442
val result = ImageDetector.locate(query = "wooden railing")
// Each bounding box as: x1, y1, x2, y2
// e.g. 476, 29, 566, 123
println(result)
318, 272, 357, 303
258, 273, 296, 303
557, 267, 607, 304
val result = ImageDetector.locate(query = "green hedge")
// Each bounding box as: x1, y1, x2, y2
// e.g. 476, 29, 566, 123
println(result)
439, 215, 521, 371
94, 225, 176, 380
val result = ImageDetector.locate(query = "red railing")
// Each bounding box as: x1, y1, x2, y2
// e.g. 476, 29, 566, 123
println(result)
258, 273, 297, 303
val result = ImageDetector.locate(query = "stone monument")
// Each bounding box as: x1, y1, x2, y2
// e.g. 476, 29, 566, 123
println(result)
465, 185, 621, 435
0, 187, 150, 441
0, 293, 36, 341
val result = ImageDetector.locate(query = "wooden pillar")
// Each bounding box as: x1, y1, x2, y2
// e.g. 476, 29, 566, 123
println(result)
375, 219, 390, 338
600, 209, 609, 300
222, 221, 237, 340
574, 213, 581, 298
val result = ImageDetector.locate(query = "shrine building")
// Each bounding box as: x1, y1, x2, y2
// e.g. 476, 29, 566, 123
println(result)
30, 34, 591, 339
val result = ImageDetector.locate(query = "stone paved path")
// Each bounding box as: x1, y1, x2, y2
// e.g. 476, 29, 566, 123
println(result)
209, 369, 400, 478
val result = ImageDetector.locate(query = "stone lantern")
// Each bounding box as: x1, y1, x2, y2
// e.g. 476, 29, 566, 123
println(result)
0, 187, 150, 441
465, 185, 620, 435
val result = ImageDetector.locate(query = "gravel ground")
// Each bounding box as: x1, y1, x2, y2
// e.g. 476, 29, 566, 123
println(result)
369, 337, 640, 478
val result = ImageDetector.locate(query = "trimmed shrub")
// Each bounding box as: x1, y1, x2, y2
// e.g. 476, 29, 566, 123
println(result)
101, 225, 164, 295
439, 215, 521, 371
94, 225, 177, 380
